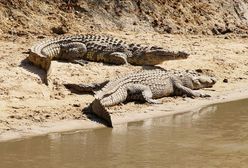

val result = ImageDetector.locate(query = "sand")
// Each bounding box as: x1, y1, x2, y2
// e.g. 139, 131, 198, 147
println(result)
0, 32, 248, 142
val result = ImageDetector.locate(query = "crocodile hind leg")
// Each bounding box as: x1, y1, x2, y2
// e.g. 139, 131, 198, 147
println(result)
45, 42, 88, 86
127, 84, 162, 104
100, 84, 162, 105
60, 42, 88, 65
100, 87, 128, 107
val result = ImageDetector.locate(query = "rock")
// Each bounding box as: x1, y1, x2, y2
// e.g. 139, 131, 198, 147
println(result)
51, 26, 68, 35
223, 79, 228, 83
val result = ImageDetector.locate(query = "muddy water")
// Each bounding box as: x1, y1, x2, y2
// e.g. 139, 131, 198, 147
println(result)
1, 99, 248, 168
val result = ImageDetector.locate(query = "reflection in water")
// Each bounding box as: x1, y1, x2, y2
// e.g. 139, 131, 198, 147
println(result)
0, 99, 248, 168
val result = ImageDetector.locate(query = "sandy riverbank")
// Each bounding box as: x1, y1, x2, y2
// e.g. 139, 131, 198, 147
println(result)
0, 32, 248, 142
1, 84, 248, 142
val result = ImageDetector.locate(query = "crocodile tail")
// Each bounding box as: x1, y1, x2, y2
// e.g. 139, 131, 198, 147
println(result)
64, 80, 109, 93
90, 99, 113, 128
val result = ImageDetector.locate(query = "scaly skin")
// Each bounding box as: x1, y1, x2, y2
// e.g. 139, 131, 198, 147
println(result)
96, 69, 216, 106
27, 34, 189, 85
68, 69, 216, 127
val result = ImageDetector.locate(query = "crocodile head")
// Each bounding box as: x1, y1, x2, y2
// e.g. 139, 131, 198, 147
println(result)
189, 75, 217, 89
127, 49, 189, 65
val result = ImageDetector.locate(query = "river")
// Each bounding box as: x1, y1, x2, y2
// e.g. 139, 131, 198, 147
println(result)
0, 99, 248, 168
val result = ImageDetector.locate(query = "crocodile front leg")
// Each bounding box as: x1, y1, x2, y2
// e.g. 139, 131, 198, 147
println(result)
109, 52, 129, 65
173, 81, 210, 98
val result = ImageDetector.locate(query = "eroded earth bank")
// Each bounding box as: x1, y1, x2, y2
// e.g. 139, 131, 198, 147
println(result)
0, 0, 248, 141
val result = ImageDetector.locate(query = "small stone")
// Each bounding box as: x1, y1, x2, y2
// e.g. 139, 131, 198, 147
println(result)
73, 103, 80, 107
104, 4, 110, 10
223, 79, 228, 83
45, 115, 50, 118
9, 115, 15, 119
51, 26, 68, 35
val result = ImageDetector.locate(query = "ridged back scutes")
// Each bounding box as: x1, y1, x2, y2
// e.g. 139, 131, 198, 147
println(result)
95, 69, 169, 99
28, 34, 132, 71
29, 35, 83, 70
95, 69, 209, 99
31, 35, 85, 56
128, 42, 165, 54
30, 34, 128, 56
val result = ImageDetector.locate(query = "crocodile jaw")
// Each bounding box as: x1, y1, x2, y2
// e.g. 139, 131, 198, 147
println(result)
127, 49, 189, 65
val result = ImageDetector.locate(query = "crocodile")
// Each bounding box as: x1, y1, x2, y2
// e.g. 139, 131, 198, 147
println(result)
27, 34, 189, 85
69, 69, 216, 127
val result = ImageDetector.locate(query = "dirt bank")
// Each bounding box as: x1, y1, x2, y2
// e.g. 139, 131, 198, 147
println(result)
0, 0, 248, 141
1, 0, 248, 40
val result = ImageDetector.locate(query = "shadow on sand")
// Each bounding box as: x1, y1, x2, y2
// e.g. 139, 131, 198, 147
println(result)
19, 58, 47, 83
